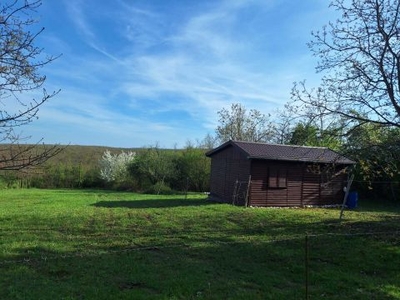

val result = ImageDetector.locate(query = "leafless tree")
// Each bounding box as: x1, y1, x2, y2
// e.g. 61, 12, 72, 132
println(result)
0, 0, 62, 171
216, 103, 274, 143
292, 0, 400, 130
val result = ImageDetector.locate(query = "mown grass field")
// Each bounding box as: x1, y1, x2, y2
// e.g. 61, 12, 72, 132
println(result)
0, 189, 399, 299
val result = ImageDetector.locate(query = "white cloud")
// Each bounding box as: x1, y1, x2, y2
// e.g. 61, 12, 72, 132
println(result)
34, 0, 337, 147
64, 0, 95, 40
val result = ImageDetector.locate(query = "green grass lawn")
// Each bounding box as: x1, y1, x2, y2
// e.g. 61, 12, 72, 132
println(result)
0, 189, 399, 299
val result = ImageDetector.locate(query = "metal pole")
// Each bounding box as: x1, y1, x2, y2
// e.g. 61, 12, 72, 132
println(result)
185, 177, 189, 200
339, 174, 354, 221
305, 234, 309, 300
245, 175, 251, 207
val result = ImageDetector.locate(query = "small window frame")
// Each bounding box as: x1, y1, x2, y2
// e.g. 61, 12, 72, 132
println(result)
268, 168, 287, 189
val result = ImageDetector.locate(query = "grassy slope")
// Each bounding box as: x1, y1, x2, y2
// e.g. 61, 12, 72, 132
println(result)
45, 145, 139, 168
0, 189, 399, 299
0, 144, 136, 169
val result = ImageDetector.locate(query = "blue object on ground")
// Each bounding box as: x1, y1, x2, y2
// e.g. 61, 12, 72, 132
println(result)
346, 191, 358, 209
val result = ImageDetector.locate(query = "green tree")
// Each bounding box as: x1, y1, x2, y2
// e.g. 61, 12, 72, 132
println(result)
289, 123, 319, 146
288, 0, 400, 196
289, 121, 343, 150
344, 123, 400, 199
128, 145, 176, 194
346, 124, 400, 181
174, 144, 210, 192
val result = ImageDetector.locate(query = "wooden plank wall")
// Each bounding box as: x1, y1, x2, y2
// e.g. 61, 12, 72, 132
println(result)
250, 161, 303, 206
209, 146, 251, 204
209, 149, 349, 207
302, 167, 321, 206
249, 161, 348, 207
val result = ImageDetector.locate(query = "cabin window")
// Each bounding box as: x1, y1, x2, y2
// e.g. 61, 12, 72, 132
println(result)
268, 168, 287, 188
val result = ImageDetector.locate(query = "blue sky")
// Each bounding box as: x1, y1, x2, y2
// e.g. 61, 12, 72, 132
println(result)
25, 0, 336, 148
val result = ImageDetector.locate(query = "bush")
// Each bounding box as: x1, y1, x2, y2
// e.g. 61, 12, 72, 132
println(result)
144, 181, 174, 195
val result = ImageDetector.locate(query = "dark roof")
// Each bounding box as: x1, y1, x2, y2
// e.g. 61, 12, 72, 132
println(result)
206, 140, 355, 165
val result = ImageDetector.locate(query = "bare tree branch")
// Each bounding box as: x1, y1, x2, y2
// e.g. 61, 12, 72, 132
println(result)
293, 0, 400, 129
215, 103, 274, 144
0, 0, 62, 171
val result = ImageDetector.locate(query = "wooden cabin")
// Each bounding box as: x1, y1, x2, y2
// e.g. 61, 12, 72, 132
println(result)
206, 140, 355, 207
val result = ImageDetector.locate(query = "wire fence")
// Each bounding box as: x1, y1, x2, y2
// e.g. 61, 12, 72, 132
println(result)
1, 227, 399, 299
0, 227, 303, 265
304, 231, 400, 299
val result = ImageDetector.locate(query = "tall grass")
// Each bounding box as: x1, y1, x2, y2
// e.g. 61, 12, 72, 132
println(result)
0, 189, 399, 299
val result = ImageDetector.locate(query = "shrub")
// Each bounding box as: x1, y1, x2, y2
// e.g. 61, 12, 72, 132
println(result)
144, 181, 174, 195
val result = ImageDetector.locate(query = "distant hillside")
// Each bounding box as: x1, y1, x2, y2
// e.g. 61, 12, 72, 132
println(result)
0, 144, 138, 170
0, 144, 210, 191
45, 145, 139, 168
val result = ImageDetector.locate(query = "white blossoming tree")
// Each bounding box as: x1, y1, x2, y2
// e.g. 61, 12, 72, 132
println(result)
99, 150, 136, 183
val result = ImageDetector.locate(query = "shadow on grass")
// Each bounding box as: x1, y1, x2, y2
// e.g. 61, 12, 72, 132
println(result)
3, 233, 400, 300
357, 199, 400, 214
92, 198, 216, 209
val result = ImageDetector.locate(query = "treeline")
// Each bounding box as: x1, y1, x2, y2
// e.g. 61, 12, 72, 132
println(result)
285, 122, 400, 201
99, 145, 210, 194
212, 103, 400, 201
2, 103, 400, 200
2, 1, 400, 203
0, 144, 210, 194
